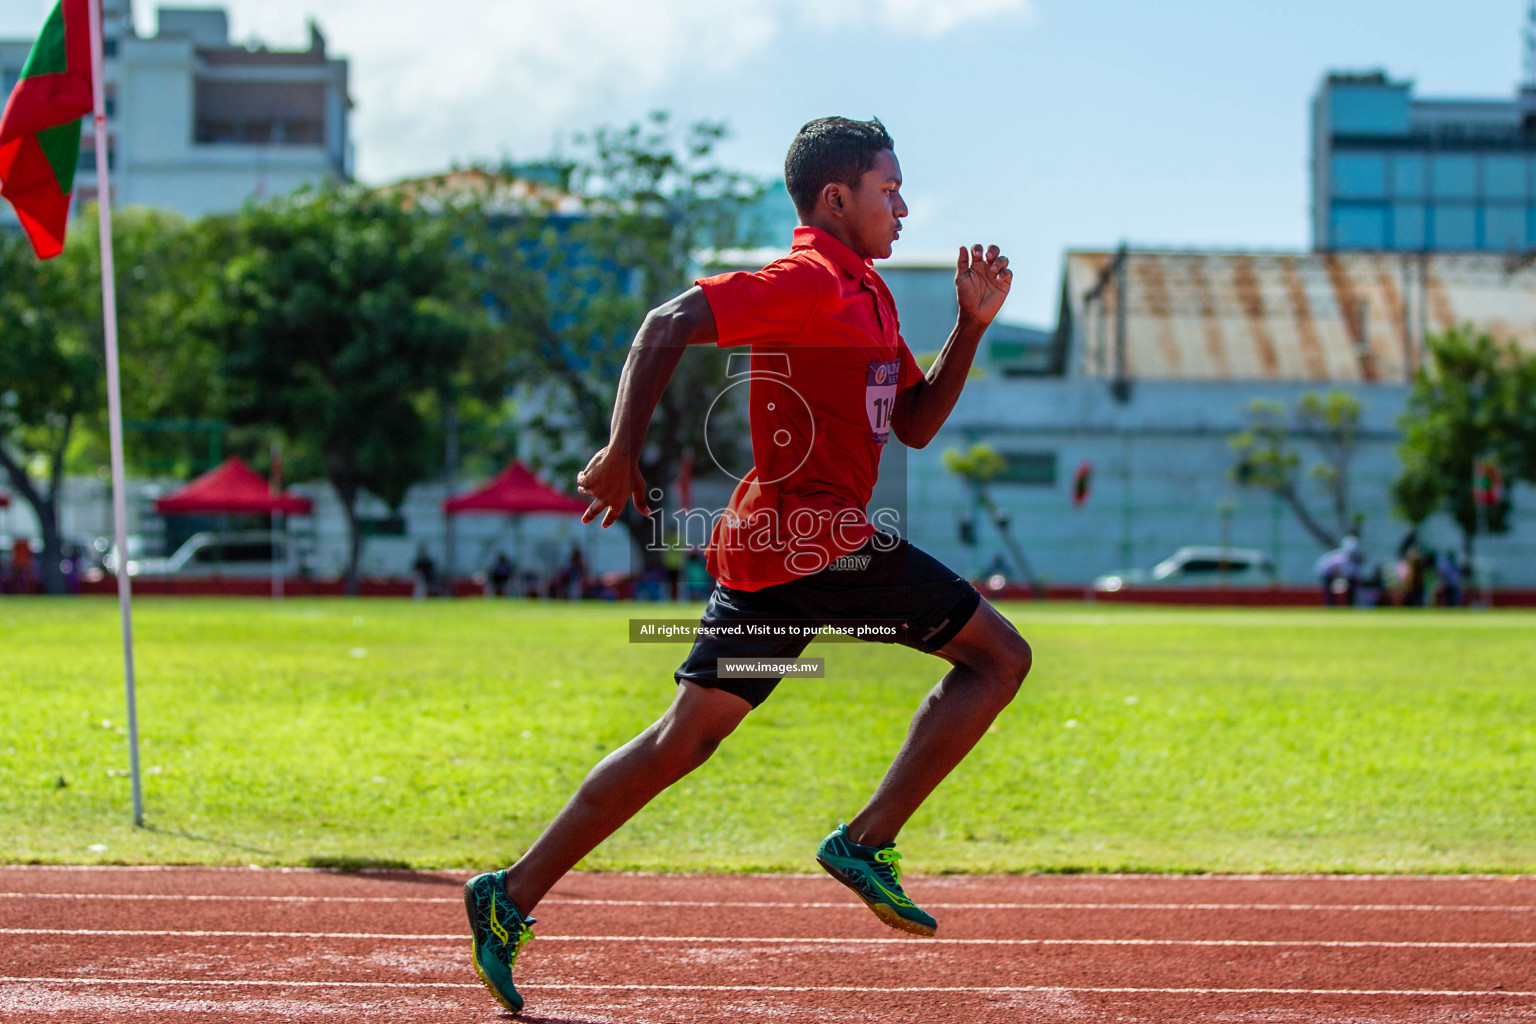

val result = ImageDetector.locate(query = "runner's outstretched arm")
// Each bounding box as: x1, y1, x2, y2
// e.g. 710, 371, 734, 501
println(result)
892, 243, 1012, 448
577, 286, 718, 527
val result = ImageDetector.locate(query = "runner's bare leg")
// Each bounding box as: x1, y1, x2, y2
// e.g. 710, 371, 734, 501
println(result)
502, 681, 751, 913
847, 601, 1030, 846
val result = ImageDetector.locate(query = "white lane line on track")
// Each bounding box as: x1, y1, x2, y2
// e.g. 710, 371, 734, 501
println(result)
3, 928, 1533, 949
0, 892, 451, 904
541, 899, 1536, 913
2, 866, 1530, 881
3, 892, 1532, 912
0, 976, 1533, 998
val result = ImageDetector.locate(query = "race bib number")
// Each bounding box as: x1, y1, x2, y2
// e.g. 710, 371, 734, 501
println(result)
865, 359, 900, 445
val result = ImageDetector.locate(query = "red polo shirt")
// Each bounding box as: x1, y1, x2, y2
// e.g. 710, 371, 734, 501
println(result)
695, 226, 925, 591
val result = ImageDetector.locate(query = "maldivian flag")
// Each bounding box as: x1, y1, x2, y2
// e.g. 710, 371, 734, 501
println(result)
0, 0, 93, 259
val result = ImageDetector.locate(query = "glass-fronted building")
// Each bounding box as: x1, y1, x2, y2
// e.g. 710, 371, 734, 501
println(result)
1313, 71, 1536, 252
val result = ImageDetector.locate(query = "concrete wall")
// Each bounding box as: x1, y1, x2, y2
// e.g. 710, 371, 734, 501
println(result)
900, 376, 1536, 586
118, 37, 197, 165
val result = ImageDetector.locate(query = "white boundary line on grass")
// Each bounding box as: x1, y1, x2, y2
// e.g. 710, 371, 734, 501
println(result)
3, 927, 1533, 949
3, 892, 1532, 912
1, 976, 1533, 999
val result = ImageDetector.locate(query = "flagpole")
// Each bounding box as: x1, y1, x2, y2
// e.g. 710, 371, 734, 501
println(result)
87, 0, 143, 827
272, 441, 284, 600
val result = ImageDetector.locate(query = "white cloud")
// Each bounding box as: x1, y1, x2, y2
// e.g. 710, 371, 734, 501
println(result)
817, 0, 1032, 35
196, 0, 1033, 181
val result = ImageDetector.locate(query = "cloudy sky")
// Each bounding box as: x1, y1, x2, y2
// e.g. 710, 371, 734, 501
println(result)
1, 1, 1526, 325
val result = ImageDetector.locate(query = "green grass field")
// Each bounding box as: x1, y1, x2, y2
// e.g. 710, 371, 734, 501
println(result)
2, 598, 1532, 874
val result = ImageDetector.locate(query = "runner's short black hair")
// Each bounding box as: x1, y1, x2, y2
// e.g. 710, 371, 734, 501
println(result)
784, 117, 895, 216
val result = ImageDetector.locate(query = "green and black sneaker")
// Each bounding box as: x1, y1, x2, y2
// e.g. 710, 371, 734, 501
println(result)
464, 870, 536, 1013
816, 823, 937, 937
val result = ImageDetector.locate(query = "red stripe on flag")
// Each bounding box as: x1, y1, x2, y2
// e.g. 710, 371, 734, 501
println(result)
0, 0, 93, 259
0, 134, 71, 258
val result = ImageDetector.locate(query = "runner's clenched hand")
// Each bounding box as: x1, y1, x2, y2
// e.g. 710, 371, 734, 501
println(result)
955, 244, 1011, 326
577, 446, 649, 528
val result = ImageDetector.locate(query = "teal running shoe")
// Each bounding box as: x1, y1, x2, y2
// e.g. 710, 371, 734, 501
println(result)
815, 823, 937, 936
464, 870, 536, 1013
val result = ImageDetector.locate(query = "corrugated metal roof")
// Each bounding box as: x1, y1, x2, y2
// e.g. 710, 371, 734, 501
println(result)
1064, 249, 1536, 382
385, 168, 584, 216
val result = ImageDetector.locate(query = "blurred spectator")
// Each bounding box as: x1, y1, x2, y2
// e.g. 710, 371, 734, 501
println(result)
566, 544, 586, 600
684, 548, 712, 601
412, 544, 437, 600
662, 543, 684, 601
489, 552, 514, 597
1401, 543, 1426, 607
1314, 536, 1362, 606
60, 541, 83, 595
10, 538, 38, 595
601, 571, 636, 601
1435, 550, 1464, 607
1357, 564, 1386, 608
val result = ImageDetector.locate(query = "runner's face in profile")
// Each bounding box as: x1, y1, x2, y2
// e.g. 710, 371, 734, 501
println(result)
842, 149, 906, 261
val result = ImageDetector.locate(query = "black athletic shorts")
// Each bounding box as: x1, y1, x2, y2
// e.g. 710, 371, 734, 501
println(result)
674, 536, 982, 707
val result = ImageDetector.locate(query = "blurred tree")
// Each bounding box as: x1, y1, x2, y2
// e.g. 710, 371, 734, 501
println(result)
1509, 333, 1536, 486
1230, 391, 1363, 550
197, 185, 506, 593
1391, 326, 1529, 559
475, 113, 766, 563
941, 442, 1043, 595
0, 216, 102, 593
941, 442, 1007, 484
69, 208, 229, 478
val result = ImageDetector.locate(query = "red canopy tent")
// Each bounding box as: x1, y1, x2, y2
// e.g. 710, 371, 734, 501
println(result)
155, 457, 313, 516
444, 462, 589, 596
442, 460, 587, 516
152, 457, 312, 598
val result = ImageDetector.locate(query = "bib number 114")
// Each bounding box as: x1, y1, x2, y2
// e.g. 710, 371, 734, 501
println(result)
865, 359, 900, 445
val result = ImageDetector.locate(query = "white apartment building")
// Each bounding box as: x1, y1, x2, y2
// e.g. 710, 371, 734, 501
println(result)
0, 2, 350, 227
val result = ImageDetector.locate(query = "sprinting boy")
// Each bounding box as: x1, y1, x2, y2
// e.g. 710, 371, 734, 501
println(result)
465, 116, 1032, 1014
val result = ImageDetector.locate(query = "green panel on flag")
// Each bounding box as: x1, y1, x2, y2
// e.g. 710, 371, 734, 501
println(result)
0, 0, 93, 258
36, 120, 81, 194
20, 2, 69, 79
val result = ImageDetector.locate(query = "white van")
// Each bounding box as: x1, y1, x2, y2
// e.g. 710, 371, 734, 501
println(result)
110, 531, 299, 578
1094, 546, 1278, 592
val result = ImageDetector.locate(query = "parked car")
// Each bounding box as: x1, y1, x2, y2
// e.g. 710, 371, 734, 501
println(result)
107, 531, 297, 578
100, 534, 153, 575
1093, 546, 1278, 592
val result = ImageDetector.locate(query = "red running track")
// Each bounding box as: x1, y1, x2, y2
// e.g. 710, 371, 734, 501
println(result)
1, 867, 1533, 1023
